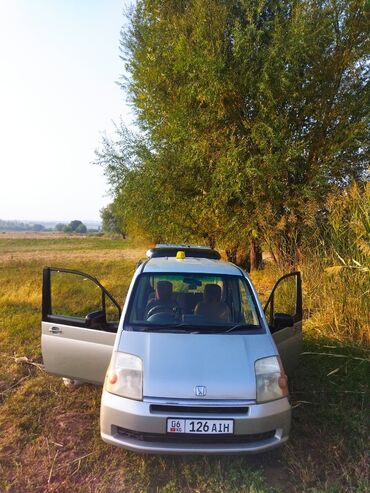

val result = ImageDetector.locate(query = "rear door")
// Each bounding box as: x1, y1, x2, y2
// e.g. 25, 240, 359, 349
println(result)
41, 267, 121, 384
264, 272, 302, 375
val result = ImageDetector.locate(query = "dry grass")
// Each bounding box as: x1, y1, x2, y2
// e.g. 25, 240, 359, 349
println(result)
0, 232, 72, 239
301, 258, 369, 345
0, 235, 369, 493
0, 248, 145, 265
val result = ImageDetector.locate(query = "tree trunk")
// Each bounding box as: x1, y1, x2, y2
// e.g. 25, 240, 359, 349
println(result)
237, 247, 250, 272
226, 244, 250, 271
225, 245, 238, 264
249, 238, 263, 271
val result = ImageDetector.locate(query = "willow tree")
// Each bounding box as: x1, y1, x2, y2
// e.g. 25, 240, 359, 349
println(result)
97, 0, 369, 268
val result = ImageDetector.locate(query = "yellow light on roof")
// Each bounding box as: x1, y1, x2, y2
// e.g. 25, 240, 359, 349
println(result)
176, 251, 186, 259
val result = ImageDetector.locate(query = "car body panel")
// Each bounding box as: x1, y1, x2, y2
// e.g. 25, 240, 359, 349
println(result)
100, 392, 291, 454
264, 272, 303, 375
272, 320, 302, 375
117, 331, 277, 400
41, 252, 302, 454
41, 321, 115, 384
142, 257, 242, 275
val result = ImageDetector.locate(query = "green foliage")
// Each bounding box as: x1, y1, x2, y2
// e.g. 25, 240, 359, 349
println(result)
0, 236, 368, 491
75, 223, 87, 234
302, 182, 370, 343
55, 222, 66, 231
62, 220, 87, 234
97, 0, 369, 266
100, 203, 125, 237
31, 224, 45, 232
0, 220, 45, 232
322, 182, 370, 266
69, 220, 84, 231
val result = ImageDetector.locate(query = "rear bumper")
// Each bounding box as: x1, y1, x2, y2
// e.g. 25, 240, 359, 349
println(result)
100, 393, 291, 454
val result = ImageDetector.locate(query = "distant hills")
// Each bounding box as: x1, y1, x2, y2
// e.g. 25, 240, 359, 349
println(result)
0, 219, 101, 232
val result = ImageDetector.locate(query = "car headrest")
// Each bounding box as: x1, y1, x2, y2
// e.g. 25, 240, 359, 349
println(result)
156, 280, 173, 301
204, 284, 221, 303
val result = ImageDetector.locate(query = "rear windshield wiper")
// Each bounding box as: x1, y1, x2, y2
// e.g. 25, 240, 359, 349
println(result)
224, 323, 259, 333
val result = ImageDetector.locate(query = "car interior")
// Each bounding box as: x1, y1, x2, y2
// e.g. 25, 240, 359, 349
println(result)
128, 274, 260, 327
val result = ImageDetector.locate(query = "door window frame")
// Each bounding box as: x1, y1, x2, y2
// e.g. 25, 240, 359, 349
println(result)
42, 267, 121, 329
264, 272, 302, 327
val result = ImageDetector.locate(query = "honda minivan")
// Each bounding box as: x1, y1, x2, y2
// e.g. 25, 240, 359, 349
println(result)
41, 244, 302, 454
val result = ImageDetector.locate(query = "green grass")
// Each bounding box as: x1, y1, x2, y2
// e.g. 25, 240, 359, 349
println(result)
0, 235, 368, 492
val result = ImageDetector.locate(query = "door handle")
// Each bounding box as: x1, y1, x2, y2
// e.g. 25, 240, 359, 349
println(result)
49, 326, 62, 334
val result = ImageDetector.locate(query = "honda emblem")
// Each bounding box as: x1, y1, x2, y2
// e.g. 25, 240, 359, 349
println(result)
194, 385, 207, 397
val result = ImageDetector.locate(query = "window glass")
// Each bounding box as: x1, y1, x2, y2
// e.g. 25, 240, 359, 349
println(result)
126, 273, 261, 332
239, 279, 260, 325
51, 271, 102, 318
271, 276, 297, 318
105, 296, 120, 323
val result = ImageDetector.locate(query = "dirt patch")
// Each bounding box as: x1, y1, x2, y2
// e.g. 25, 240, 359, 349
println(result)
1, 411, 98, 493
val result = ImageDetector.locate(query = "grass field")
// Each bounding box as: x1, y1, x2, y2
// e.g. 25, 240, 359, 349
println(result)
0, 235, 368, 492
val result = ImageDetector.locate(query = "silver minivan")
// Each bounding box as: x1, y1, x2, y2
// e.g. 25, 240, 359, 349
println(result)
41, 244, 302, 454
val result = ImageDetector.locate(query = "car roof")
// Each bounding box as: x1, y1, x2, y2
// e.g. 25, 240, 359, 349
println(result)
146, 244, 221, 260
142, 256, 243, 276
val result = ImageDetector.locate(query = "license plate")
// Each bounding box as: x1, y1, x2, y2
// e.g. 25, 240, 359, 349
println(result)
167, 418, 233, 434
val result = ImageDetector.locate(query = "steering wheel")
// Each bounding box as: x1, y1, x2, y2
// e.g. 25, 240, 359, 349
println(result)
146, 304, 175, 319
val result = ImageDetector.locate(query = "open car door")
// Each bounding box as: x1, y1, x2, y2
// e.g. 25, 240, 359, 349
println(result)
41, 267, 121, 385
264, 272, 302, 375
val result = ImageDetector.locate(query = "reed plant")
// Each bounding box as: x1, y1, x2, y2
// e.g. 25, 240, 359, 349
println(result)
302, 182, 369, 344
254, 182, 370, 345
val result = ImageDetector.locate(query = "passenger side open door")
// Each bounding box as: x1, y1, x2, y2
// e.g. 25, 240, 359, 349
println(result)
264, 272, 302, 375
41, 267, 121, 385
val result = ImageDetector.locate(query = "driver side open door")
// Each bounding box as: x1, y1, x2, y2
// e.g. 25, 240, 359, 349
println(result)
264, 272, 302, 375
41, 267, 121, 385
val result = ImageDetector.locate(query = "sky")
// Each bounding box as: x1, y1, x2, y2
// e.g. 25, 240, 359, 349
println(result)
0, 0, 134, 222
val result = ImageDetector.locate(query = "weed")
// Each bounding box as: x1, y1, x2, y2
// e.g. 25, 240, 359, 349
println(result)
0, 236, 368, 492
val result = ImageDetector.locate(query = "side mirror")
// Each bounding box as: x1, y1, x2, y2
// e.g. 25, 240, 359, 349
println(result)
273, 313, 294, 331
85, 310, 106, 329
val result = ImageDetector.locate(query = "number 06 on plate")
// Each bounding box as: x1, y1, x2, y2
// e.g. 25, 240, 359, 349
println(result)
167, 418, 234, 434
